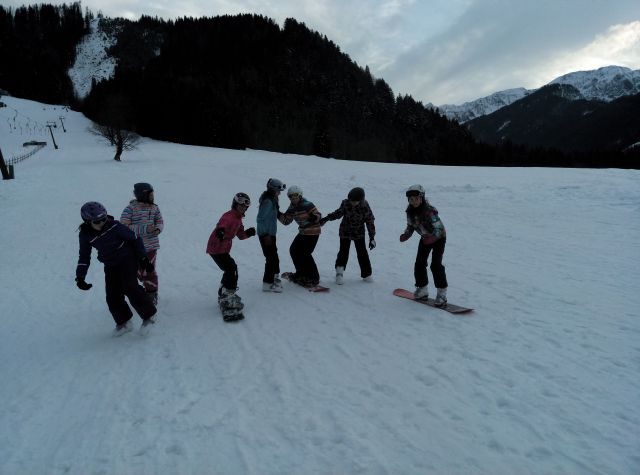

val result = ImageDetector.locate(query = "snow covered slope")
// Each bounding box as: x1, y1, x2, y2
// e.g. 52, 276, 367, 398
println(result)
435, 88, 531, 123
68, 18, 117, 100
1, 96, 639, 475
549, 65, 640, 101
438, 66, 640, 123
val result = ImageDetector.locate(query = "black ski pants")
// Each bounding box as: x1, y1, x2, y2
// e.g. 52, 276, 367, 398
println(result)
211, 253, 238, 291
259, 234, 280, 283
290, 234, 320, 282
414, 237, 448, 289
335, 237, 372, 278
104, 258, 156, 325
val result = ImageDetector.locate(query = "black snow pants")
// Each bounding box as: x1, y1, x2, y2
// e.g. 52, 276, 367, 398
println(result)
104, 257, 156, 325
335, 237, 372, 278
211, 253, 238, 291
414, 237, 448, 289
290, 234, 320, 283
259, 235, 280, 284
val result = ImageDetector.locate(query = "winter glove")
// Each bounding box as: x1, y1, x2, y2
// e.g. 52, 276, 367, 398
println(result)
75, 277, 92, 291
215, 228, 225, 240
140, 257, 155, 273
318, 217, 328, 226
245, 227, 256, 237
399, 233, 410, 242
369, 238, 376, 250
308, 214, 320, 224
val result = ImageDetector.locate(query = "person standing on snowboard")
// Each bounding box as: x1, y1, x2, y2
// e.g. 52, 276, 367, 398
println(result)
279, 185, 322, 286
75, 201, 157, 335
399, 185, 448, 307
120, 182, 164, 305
206, 193, 256, 314
319, 186, 376, 284
257, 178, 286, 292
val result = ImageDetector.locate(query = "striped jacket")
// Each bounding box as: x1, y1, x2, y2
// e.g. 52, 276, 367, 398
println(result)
280, 198, 322, 236
120, 200, 164, 251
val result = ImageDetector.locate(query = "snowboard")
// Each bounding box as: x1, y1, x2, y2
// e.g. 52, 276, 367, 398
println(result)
393, 288, 473, 314
281, 272, 330, 292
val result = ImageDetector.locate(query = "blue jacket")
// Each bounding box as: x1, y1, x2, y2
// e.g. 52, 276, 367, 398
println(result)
76, 217, 147, 279
257, 193, 280, 236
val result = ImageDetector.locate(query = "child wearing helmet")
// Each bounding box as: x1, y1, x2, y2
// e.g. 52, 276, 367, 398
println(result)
279, 185, 323, 286
120, 182, 164, 305
75, 201, 157, 335
399, 185, 448, 306
257, 178, 286, 292
206, 192, 256, 321
319, 187, 376, 284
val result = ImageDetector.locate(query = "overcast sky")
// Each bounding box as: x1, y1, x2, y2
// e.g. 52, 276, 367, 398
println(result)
7, 0, 640, 104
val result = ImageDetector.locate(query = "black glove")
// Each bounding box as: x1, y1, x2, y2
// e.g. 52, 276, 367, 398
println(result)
245, 227, 256, 237
215, 228, 225, 240
318, 217, 328, 226
369, 238, 376, 250
309, 214, 320, 224
75, 277, 92, 291
140, 257, 155, 273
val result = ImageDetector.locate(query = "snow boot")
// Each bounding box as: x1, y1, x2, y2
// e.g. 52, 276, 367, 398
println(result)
113, 320, 133, 337
139, 316, 155, 335
218, 287, 244, 310
414, 285, 429, 300
336, 266, 345, 285
434, 287, 448, 307
263, 281, 283, 293
362, 275, 373, 282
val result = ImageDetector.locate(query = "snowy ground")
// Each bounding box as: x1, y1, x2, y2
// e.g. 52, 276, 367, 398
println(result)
1, 96, 639, 475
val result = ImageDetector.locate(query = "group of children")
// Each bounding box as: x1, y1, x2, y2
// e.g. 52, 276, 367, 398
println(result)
75, 180, 449, 329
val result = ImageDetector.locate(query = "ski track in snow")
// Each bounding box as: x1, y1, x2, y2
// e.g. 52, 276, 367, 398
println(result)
1, 96, 639, 475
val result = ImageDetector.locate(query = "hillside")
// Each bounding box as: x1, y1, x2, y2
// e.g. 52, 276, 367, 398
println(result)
1, 96, 639, 475
466, 84, 640, 153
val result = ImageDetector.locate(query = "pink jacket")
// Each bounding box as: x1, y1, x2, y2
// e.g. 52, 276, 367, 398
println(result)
206, 209, 250, 255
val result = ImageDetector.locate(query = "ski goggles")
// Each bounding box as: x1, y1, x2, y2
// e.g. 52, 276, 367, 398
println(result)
91, 216, 107, 225
406, 190, 422, 198
267, 178, 286, 191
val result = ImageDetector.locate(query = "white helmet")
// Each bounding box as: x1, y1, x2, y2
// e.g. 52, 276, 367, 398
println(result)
287, 185, 303, 197
405, 184, 425, 198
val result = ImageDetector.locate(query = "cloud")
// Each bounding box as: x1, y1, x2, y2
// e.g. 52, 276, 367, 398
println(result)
381, 0, 640, 105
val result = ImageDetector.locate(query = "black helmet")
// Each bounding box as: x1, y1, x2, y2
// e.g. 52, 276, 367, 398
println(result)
81, 201, 107, 222
134, 183, 154, 203
348, 187, 365, 201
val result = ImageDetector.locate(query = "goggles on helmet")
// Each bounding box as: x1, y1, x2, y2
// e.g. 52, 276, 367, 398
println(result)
267, 178, 286, 191
234, 193, 251, 207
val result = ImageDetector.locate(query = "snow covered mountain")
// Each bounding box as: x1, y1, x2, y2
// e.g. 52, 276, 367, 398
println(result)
549, 65, 640, 101
434, 88, 531, 123
437, 66, 640, 123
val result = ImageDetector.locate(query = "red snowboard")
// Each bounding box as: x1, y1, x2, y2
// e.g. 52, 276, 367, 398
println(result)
393, 288, 473, 314
281, 272, 330, 292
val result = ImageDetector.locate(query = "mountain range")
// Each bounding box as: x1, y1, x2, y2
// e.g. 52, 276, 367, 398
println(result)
436, 66, 640, 123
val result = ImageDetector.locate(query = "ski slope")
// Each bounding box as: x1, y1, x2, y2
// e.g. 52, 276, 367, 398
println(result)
1, 96, 639, 475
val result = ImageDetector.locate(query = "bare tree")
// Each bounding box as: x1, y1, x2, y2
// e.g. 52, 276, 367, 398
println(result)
89, 123, 140, 161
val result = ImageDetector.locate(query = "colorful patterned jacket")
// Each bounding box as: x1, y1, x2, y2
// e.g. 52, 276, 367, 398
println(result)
403, 204, 446, 245
280, 198, 322, 236
76, 217, 147, 279
206, 208, 251, 255
120, 200, 164, 251
324, 199, 375, 240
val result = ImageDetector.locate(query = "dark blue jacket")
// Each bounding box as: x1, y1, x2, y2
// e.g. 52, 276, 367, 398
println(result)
76, 216, 147, 279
